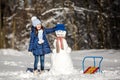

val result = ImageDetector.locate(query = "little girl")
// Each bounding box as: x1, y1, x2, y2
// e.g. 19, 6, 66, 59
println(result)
28, 16, 56, 74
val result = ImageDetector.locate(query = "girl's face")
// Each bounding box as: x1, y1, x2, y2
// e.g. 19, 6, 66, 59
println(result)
36, 24, 42, 30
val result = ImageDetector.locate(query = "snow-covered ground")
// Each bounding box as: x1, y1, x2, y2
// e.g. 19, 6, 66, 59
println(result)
0, 49, 120, 80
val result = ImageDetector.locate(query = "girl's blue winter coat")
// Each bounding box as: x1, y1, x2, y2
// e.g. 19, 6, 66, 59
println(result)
28, 26, 56, 56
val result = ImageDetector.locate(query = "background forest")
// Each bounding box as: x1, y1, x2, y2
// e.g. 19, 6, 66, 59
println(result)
0, 0, 120, 50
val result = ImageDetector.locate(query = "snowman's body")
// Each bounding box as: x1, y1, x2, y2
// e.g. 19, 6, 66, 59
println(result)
50, 24, 75, 75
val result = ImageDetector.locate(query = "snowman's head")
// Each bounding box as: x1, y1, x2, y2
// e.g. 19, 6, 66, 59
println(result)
55, 24, 66, 37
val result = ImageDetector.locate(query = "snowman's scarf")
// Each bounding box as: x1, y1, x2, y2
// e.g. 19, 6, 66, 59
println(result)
56, 37, 64, 53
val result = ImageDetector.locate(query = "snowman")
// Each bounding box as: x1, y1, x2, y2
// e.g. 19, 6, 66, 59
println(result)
50, 24, 75, 75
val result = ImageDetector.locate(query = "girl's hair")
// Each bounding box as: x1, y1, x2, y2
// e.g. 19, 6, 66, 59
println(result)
35, 24, 44, 35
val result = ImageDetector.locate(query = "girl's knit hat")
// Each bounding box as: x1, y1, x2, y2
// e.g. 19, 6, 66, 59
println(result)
31, 16, 41, 27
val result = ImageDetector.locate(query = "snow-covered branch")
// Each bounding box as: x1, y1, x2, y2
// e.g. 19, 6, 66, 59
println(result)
6, 13, 17, 21
73, 6, 108, 17
41, 8, 69, 16
42, 6, 108, 17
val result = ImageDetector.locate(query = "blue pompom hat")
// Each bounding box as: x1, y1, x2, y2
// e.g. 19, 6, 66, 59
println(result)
31, 16, 41, 27
55, 24, 66, 31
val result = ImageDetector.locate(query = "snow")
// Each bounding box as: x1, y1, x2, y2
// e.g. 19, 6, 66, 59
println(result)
0, 49, 120, 80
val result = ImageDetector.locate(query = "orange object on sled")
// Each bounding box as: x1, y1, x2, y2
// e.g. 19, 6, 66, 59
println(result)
84, 66, 99, 74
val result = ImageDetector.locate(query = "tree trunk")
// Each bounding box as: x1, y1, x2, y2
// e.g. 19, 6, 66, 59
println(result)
12, 18, 16, 49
